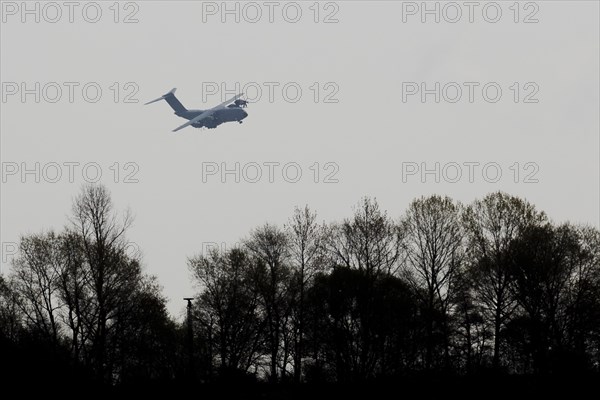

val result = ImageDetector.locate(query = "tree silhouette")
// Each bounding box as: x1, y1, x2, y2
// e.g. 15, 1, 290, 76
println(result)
462, 192, 547, 371
401, 195, 463, 370
189, 247, 264, 378
285, 206, 326, 382
244, 224, 292, 382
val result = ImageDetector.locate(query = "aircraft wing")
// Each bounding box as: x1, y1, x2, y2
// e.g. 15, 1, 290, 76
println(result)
213, 93, 244, 110
172, 109, 215, 132
171, 93, 244, 132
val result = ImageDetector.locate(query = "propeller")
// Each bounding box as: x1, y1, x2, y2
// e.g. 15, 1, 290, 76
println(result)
234, 99, 249, 108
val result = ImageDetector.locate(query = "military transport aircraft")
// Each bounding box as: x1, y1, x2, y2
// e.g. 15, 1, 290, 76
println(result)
144, 88, 248, 132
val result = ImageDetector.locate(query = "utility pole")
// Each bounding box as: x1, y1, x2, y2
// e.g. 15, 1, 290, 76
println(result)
184, 297, 194, 381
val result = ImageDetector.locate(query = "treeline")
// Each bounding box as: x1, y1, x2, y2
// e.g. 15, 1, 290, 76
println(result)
190, 194, 600, 382
1, 185, 599, 390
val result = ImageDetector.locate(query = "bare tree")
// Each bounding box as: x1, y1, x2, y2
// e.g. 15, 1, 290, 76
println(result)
565, 225, 600, 365
401, 195, 463, 370
507, 223, 581, 373
245, 223, 291, 382
0, 274, 21, 342
327, 197, 401, 278
324, 197, 402, 378
11, 232, 64, 343
71, 184, 135, 382
285, 205, 326, 382
190, 247, 265, 375
462, 192, 547, 370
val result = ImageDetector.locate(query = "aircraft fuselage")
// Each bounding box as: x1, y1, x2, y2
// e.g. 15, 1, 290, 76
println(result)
176, 106, 248, 129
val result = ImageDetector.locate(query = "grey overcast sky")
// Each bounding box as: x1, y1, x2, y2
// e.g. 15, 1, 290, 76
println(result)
1, 1, 599, 317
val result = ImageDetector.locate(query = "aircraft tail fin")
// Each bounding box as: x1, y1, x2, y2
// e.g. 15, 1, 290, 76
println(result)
144, 88, 187, 113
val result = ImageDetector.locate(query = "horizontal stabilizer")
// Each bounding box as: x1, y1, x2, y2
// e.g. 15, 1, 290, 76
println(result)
144, 88, 177, 105
144, 88, 187, 113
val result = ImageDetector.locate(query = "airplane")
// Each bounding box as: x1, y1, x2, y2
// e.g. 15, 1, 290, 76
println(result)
144, 88, 248, 132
